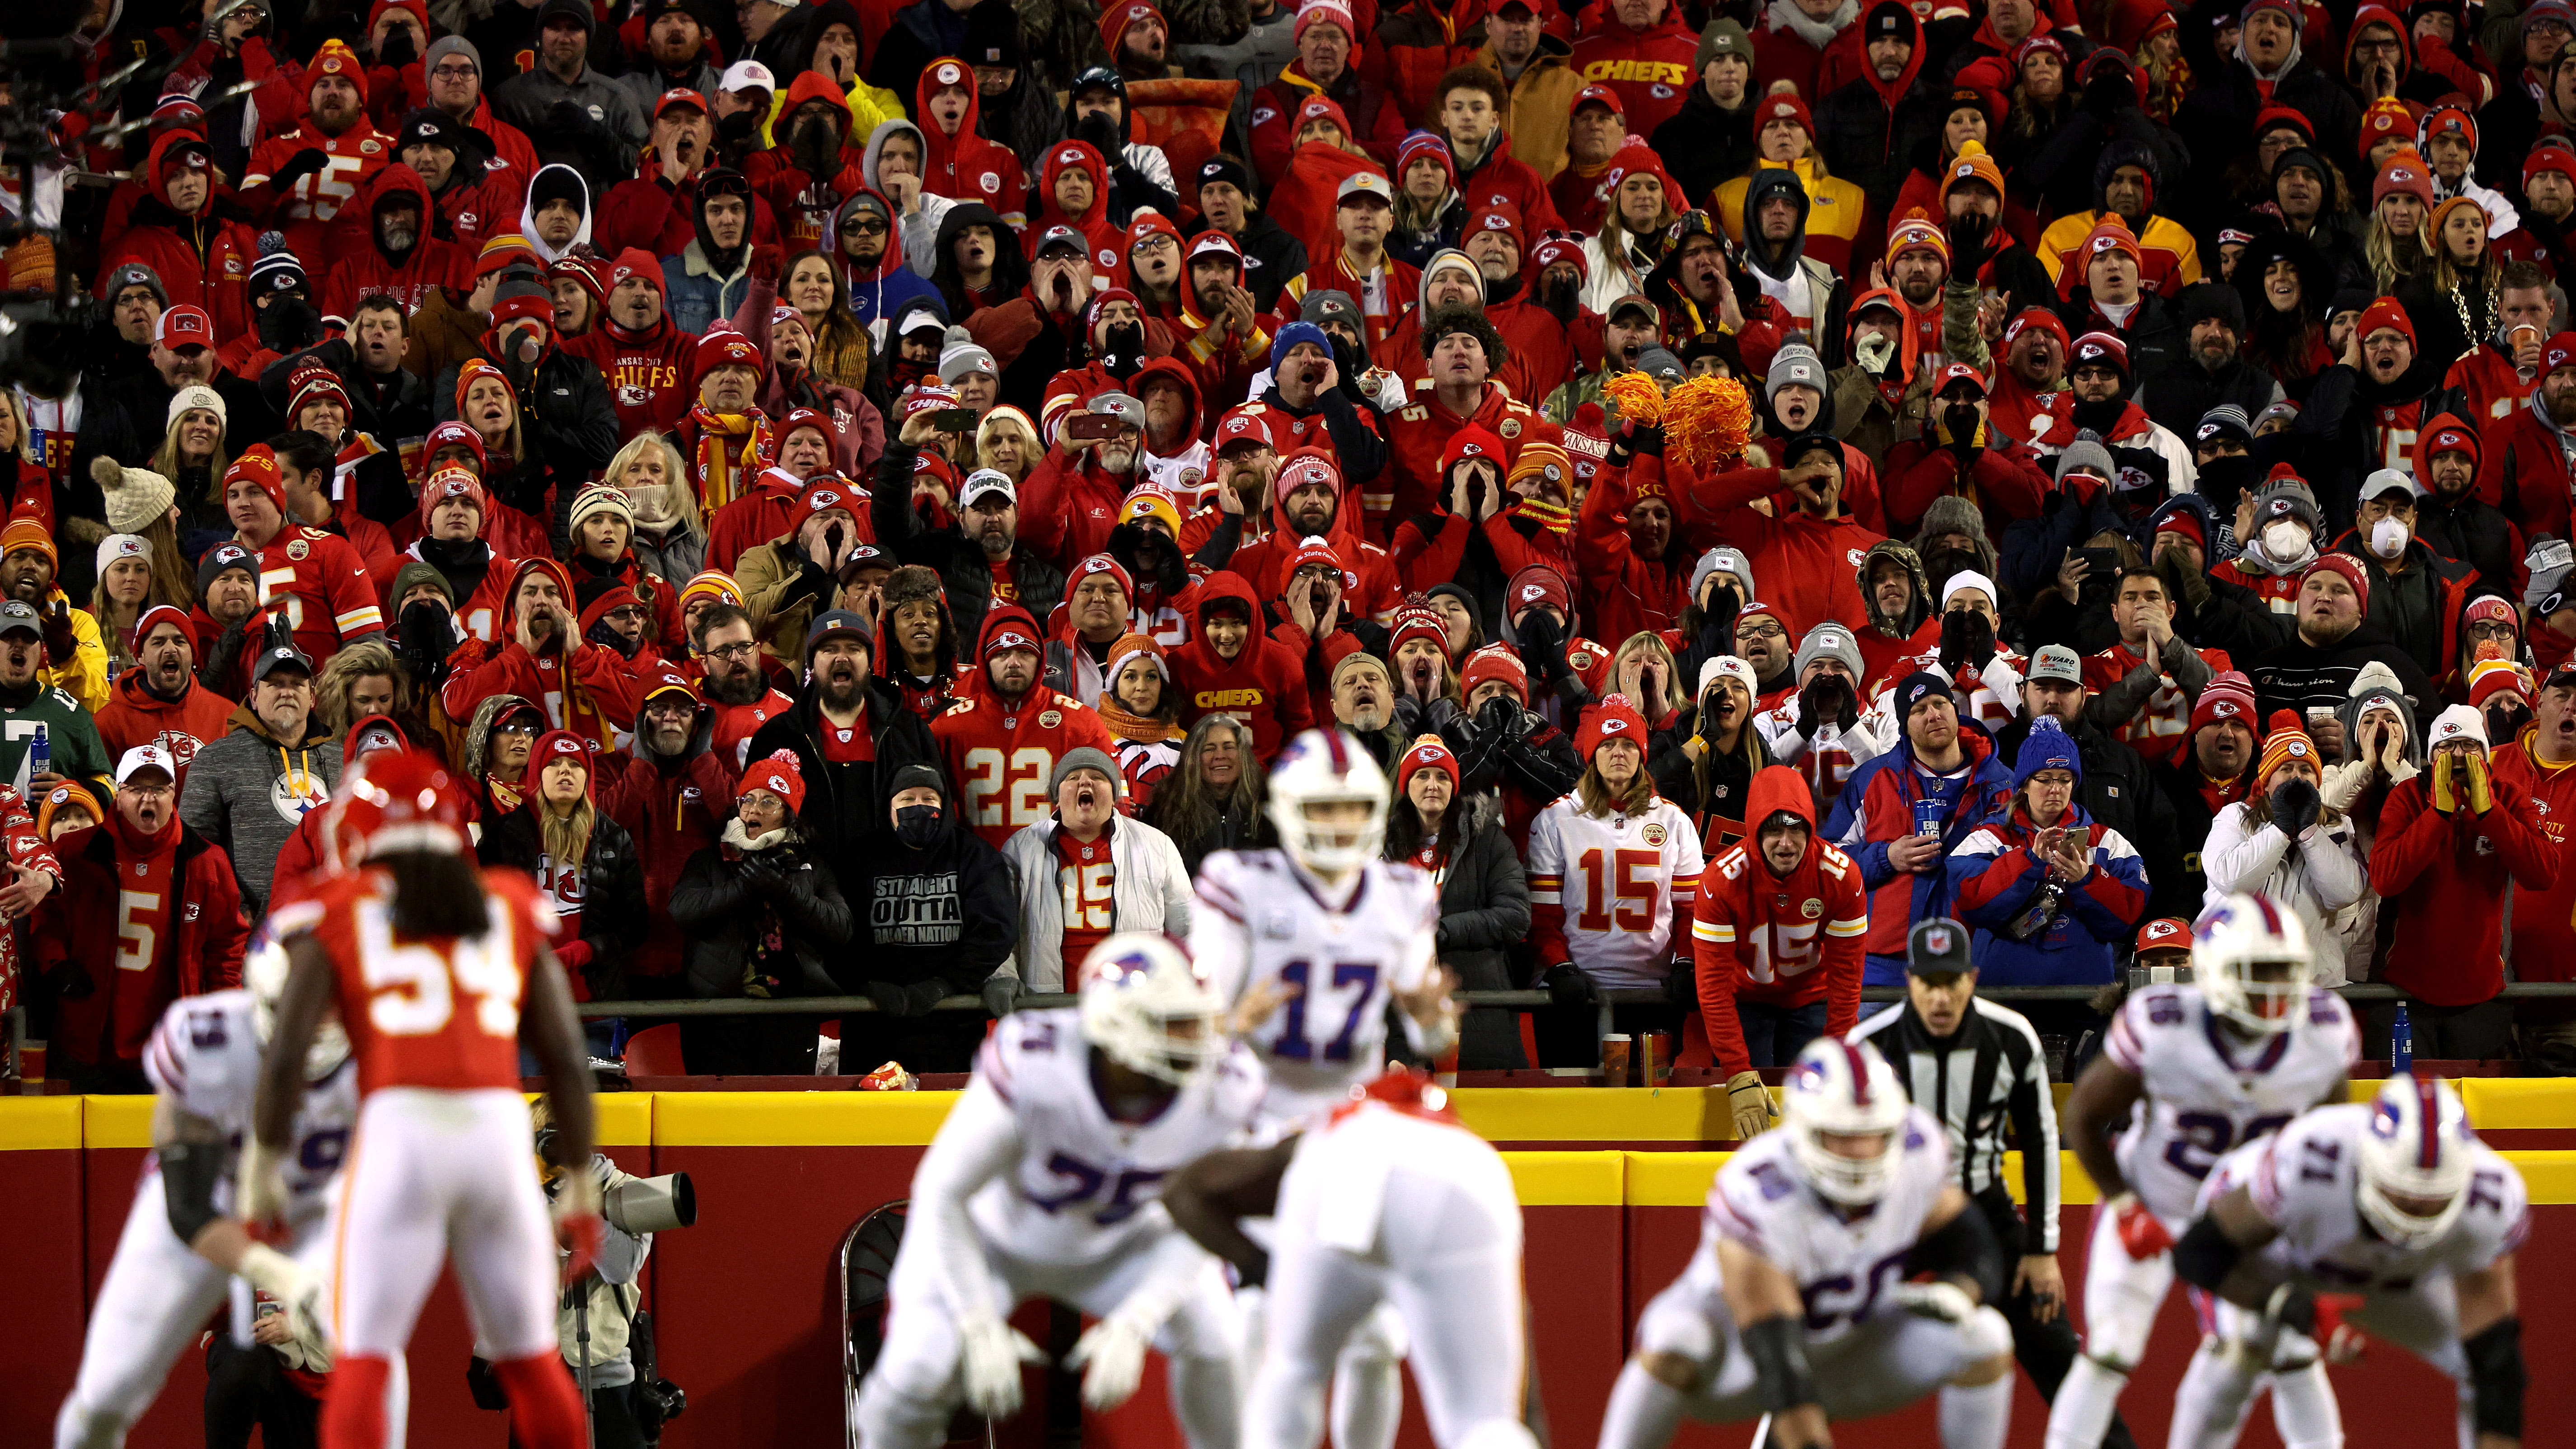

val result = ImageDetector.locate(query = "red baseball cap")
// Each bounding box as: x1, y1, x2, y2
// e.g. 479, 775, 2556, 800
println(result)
156, 305, 212, 348
1215, 404, 1278, 453
1572, 83, 1622, 116
2135, 918, 2192, 953
1933, 361, 1989, 397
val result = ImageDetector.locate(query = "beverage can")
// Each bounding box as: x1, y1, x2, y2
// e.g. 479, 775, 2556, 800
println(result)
1599, 1033, 1632, 1088
1639, 1031, 1673, 1087
1913, 796, 1944, 838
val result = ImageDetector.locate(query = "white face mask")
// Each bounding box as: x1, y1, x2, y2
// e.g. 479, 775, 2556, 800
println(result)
2370, 516, 2409, 557
2262, 519, 2309, 558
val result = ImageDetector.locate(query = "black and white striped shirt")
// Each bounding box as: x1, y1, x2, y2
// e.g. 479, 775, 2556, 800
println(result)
1852, 995, 2061, 1253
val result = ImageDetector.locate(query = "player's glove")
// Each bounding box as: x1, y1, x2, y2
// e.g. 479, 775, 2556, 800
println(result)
959, 1311, 1047, 1418
237, 1241, 333, 1356
552, 1163, 604, 1284
237, 1134, 290, 1224
2107, 1191, 2173, 1260
1726, 1070, 1774, 1142
1891, 1280, 1980, 1324
1064, 1308, 1158, 1411
2266, 1282, 2366, 1344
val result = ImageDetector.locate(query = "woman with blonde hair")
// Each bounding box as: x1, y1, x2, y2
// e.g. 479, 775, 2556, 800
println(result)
2362, 156, 2435, 293
1608, 631, 1697, 806
1580, 162, 1680, 315
87, 534, 185, 675
313, 638, 430, 741
1526, 697, 1705, 1063
2396, 195, 2501, 370
975, 405, 1043, 486
603, 431, 706, 586
153, 386, 231, 539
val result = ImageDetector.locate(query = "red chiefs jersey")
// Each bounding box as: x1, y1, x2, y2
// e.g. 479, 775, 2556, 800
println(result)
250, 525, 386, 667
2081, 640, 2235, 766
930, 688, 1118, 848
711, 690, 796, 771
271, 864, 553, 1096
2362, 397, 2426, 476
1052, 827, 1117, 963
563, 319, 697, 441
1382, 386, 1564, 534
244, 120, 397, 255
2444, 344, 2533, 426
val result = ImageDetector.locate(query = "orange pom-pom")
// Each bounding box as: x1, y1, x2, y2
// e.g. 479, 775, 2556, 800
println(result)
1601, 370, 1665, 428
1665, 374, 1753, 471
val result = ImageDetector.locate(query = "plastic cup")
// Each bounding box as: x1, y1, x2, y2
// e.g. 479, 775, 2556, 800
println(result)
1600, 1034, 1632, 1087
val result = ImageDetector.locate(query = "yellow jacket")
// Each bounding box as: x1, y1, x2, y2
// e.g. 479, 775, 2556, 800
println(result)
40, 588, 106, 716
1712, 157, 1869, 271
2035, 210, 2203, 295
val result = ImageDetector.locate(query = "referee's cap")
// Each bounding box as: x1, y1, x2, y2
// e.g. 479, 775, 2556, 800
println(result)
1906, 916, 1972, 975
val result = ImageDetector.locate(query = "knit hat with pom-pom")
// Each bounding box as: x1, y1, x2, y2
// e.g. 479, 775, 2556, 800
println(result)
92, 455, 178, 535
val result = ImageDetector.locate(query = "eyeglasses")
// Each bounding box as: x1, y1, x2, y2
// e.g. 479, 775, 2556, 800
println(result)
606, 605, 649, 624
1734, 623, 1786, 642
431, 62, 478, 79
120, 780, 174, 800
705, 641, 761, 662
2467, 620, 2519, 641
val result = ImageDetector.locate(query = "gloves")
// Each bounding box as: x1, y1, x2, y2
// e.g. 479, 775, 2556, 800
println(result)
1727, 1070, 1773, 1141
736, 854, 786, 898
552, 1161, 604, 1283
1938, 608, 1997, 677
35, 600, 71, 666
958, 1312, 1046, 1418
1891, 1280, 1980, 1323
864, 980, 909, 1015
1063, 1310, 1157, 1411
270, 147, 329, 188
2464, 750, 2496, 814
1854, 331, 1898, 375
2269, 776, 2320, 839
1947, 210, 1995, 272
2108, 1191, 2174, 1260
905, 979, 950, 1015
236, 1243, 333, 1356
237, 1134, 290, 1224
981, 974, 1019, 1018
1539, 962, 1596, 1010
1793, 676, 1828, 738
1628, 422, 1666, 457
1518, 609, 1566, 683
45, 958, 93, 999
1798, 674, 1857, 735
376, 23, 417, 64
2430, 752, 2458, 815
553, 938, 592, 974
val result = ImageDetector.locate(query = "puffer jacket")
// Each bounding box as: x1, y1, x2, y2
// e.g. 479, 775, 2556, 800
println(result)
1000, 813, 1195, 990
1413, 792, 1530, 1069
478, 797, 648, 1001
670, 817, 853, 999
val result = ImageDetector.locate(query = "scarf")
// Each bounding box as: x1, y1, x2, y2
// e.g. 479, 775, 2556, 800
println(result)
721, 816, 801, 997
1509, 494, 1572, 540
687, 404, 775, 511
1097, 700, 1183, 745
1765, 0, 1855, 50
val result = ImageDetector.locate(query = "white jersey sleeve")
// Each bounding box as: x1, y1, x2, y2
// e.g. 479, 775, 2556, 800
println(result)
906, 1060, 1028, 1321
143, 989, 360, 1224
1701, 1107, 1953, 1346
2108, 985, 2357, 1222
1190, 849, 1257, 1006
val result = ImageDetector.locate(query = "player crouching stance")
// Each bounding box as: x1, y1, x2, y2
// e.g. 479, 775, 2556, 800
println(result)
56, 937, 355, 1449
856, 933, 1263, 1449
2168, 1074, 2529, 1449
1596, 1037, 2017, 1449
1164, 1068, 1530, 1449
254, 750, 601, 1449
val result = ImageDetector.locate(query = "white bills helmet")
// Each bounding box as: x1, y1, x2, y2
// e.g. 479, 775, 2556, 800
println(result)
1781, 1036, 1911, 1206
2357, 1074, 2477, 1250
1267, 727, 1390, 876
1078, 933, 1227, 1086
2192, 891, 2315, 1034
245, 926, 350, 1082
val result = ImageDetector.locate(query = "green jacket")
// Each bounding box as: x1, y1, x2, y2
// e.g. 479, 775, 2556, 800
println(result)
0, 680, 112, 800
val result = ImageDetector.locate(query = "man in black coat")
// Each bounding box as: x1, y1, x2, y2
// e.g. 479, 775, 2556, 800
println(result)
2134, 282, 2281, 443
833, 757, 1019, 1072
2172, 0, 2362, 229
873, 422, 1068, 649
2226, 553, 2441, 736
1994, 645, 2193, 921
2145, 670, 2261, 906
2409, 413, 2526, 604
1649, 20, 1758, 211
1814, 1, 1943, 210
427, 277, 620, 480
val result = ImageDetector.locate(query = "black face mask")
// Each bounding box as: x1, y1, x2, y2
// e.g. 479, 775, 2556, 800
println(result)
1942, 402, 1981, 444
2487, 701, 2532, 744
1102, 321, 1146, 378
2070, 394, 2127, 431
895, 804, 942, 847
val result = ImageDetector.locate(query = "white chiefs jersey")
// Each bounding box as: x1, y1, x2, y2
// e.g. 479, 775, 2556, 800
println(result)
1753, 706, 1884, 806
1190, 849, 1438, 1125
2202, 1105, 2530, 1291
1695, 1107, 1954, 1346
1527, 796, 1705, 988
141, 988, 361, 1226
2104, 984, 2358, 1222
965, 1008, 1266, 1265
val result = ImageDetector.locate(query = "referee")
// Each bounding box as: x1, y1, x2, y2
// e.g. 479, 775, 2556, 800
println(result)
1852, 917, 2137, 1449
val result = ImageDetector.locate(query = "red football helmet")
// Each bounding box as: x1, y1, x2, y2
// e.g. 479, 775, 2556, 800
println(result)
324, 749, 472, 867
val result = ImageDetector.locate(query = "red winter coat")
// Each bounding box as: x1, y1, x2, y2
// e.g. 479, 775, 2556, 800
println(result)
1168, 572, 1316, 762
1879, 435, 2054, 537
318, 163, 474, 319
1567, 9, 1697, 137
2475, 398, 2576, 542
1382, 383, 1564, 528
40, 819, 246, 1074
1253, 69, 1409, 185
1570, 459, 1689, 646
596, 705, 735, 982
916, 56, 1026, 220
96, 194, 258, 346
1364, 0, 1493, 127
743, 72, 873, 252
1676, 460, 1881, 638
594, 170, 783, 261
439, 557, 643, 747
2369, 762, 2556, 1006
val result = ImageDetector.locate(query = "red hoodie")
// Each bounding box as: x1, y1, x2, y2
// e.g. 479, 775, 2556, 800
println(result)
1569, 5, 1697, 135
1025, 137, 1124, 275
1168, 571, 1315, 762
1222, 449, 1404, 621
317, 163, 473, 319
744, 71, 875, 251
916, 56, 1027, 222
93, 667, 238, 788
439, 557, 645, 750
1691, 764, 1867, 1077
565, 310, 699, 440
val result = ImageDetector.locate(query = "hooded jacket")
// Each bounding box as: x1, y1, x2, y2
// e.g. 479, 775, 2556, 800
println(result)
2474, 386, 2576, 544
871, 441, 1068, 648
836, 186, 941, 332
1694, 764, 1870, 1074
930, 603, 1121, 848
824, 744, 1015, 999
1727, 166, 1847, 337
2370, 736, 2554, 1007
2407, 415, 2525, 604
1168, 570, 1314, 760
1566, 2, 1697, 136
93, 662, 237, 787
319, 162, 474, 319
2034, 142, 2204, 297
1251, 62, 1409, 186
1850, 539, 1940, 687
1811, 5, 1940, 210
744, 664, 948, 896
1027, 137, 1126, 275
744, 70, 875, 251
95, 133, 260, 345
439, 556, 644, 749
1945, 741, 2150, 985
174, 697, 342, 919
913, 56, 1028, 222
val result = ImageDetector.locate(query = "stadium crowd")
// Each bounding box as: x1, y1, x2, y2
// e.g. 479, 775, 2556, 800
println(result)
11, 0, 2576, 1093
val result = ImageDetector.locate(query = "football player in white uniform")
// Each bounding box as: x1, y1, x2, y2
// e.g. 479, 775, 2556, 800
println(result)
854, 933, 1265, 1449
1165, 1068, 1536, 1449
2045, 893, 2357, 1449
2170, 1074, 2530, 1449
1188, 726, 1458, 1449
1595, 1037, 2019, 1449
55, 934, 359, 1449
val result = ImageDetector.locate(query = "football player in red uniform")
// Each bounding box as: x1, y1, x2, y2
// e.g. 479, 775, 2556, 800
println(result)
252, 750, 598, 1449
